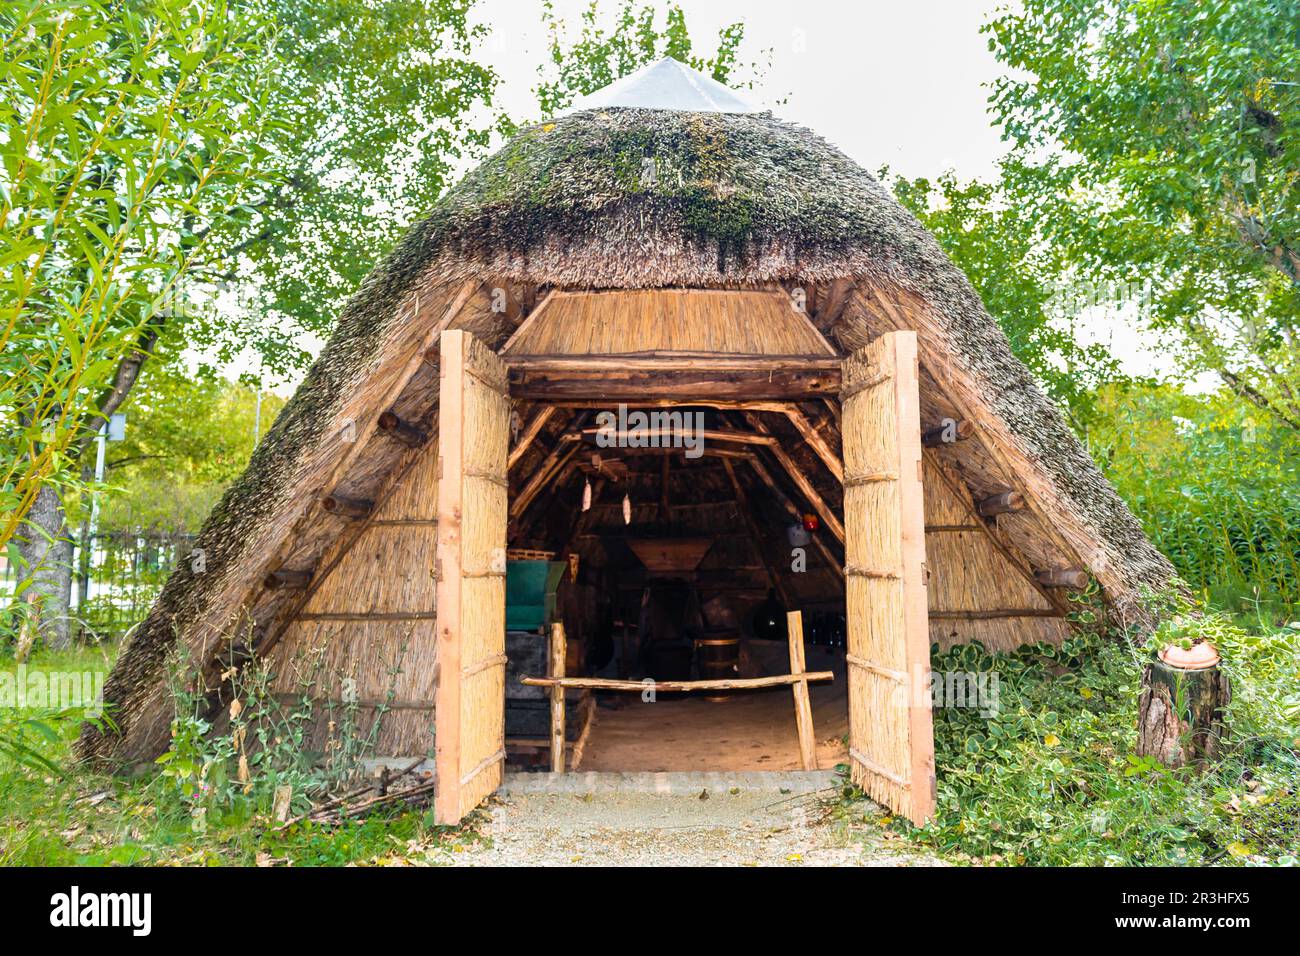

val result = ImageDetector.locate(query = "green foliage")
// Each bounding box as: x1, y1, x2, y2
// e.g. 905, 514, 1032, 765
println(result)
1089, 382, 1300, 609
0, 642, 472, 866
891, 611, 1300, 866
0, 0, 282, 551
96, 363, 286, 531
886, 166, 1125, 426
532, 1, 759, 119
215, 0, 500, 374
985, 0, 1300, 430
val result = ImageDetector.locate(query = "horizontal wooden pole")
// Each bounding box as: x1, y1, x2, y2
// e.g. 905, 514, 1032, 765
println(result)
928, 609, 1061, 620
922, 418, 974, 448
508, 356, 841, 402
263, 569, 312, 590
322, 494, 374, 519
506, 352, 842, 371
1035, 568, 1090, 589
521, 672, 834, 693
977, 491, 1025, 517
377, 410, 427, 448
572, 427, 774, 446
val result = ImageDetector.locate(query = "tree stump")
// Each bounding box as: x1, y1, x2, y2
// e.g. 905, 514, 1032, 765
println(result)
1136, 653, 1230, 769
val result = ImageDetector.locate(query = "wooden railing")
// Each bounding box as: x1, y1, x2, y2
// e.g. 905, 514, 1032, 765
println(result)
520, 612, 831, 772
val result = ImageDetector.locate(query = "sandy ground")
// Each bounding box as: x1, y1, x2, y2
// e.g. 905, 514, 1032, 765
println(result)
575, 680, 849, 772
433, 783, 945, 867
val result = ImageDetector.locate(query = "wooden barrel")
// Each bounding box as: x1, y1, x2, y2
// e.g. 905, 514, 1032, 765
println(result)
696, 634, 741, 701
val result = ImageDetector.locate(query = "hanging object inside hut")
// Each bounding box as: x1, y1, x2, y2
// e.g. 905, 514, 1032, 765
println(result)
622, 493, 632, 525
787, 522, 811, 547
802, 513, 819, 532
582, 477, 592, 512
751, 588, 787, 641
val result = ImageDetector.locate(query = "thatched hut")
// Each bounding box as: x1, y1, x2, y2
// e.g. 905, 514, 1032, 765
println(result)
80, 59, 1176, 824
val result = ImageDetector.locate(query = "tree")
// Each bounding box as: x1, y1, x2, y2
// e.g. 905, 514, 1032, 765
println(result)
199, 0, 501, 376
885, 165, 1125, 429
985, 0, 1300, 429
532, 0, 758, 119
1, 0, 282, 650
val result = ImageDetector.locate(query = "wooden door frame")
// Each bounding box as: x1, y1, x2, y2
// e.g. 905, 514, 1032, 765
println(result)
434, 347, 932, 818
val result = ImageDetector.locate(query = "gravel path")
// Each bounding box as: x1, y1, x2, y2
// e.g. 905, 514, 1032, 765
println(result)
432, 780, 946, 867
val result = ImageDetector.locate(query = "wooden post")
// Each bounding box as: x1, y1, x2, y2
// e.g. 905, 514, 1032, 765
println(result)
549, 622, 566, 773
786, 611, 817, 771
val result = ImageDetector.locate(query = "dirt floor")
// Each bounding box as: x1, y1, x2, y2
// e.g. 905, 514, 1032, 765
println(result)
439, 776, 944, 867
575, 679, 849, 772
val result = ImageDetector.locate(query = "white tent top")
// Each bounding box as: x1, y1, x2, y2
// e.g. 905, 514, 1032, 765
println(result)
558, 57, 763, 116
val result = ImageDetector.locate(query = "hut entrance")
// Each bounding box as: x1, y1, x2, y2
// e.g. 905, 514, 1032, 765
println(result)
432, 326, 936, 826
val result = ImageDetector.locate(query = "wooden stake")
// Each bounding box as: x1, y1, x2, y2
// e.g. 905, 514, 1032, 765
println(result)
549, 622, 566, 774
787, 611, 817, 771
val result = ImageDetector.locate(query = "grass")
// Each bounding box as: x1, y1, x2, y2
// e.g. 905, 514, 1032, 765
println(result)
4, 598, 1297, 867
0, 641, 482, 866
847, 601, 1300, 866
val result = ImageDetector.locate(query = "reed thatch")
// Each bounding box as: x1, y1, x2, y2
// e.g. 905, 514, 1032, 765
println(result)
80, 93, 1176, 766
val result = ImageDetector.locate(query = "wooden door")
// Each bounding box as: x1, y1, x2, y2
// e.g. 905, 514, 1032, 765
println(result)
434, 329, 510, 824
841, 330, 936, 824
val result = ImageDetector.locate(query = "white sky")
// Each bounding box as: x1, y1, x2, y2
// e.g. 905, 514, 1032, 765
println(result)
240, 0, 1183, 393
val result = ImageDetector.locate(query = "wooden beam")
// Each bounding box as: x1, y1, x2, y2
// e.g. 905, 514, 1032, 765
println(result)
521, 673, 833, 692
1035, 568, 1089, 590
977, 491, 1026, 517
722, 458, 792, 607
508, 405, 556, 469
507, 354, 841, 402
922, 418, 974, 448
783, 405, 843, 481
509, 418, 585, 521
498, 288, 558, 354
743, 455, 845, 581
812, 278, 853, 332
743, 411, 845, 544
573, 426, 775, 446
924, 450, 1067, 615
263, 569, 312, 590
376, 410, 427, 448
321, 495, 374, 519
929, 609, 1062, 620
551, 399, 793, 412
254, 280, 481, 660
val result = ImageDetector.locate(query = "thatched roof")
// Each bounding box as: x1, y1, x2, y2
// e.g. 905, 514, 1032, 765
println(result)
79, 68, 1177, 765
